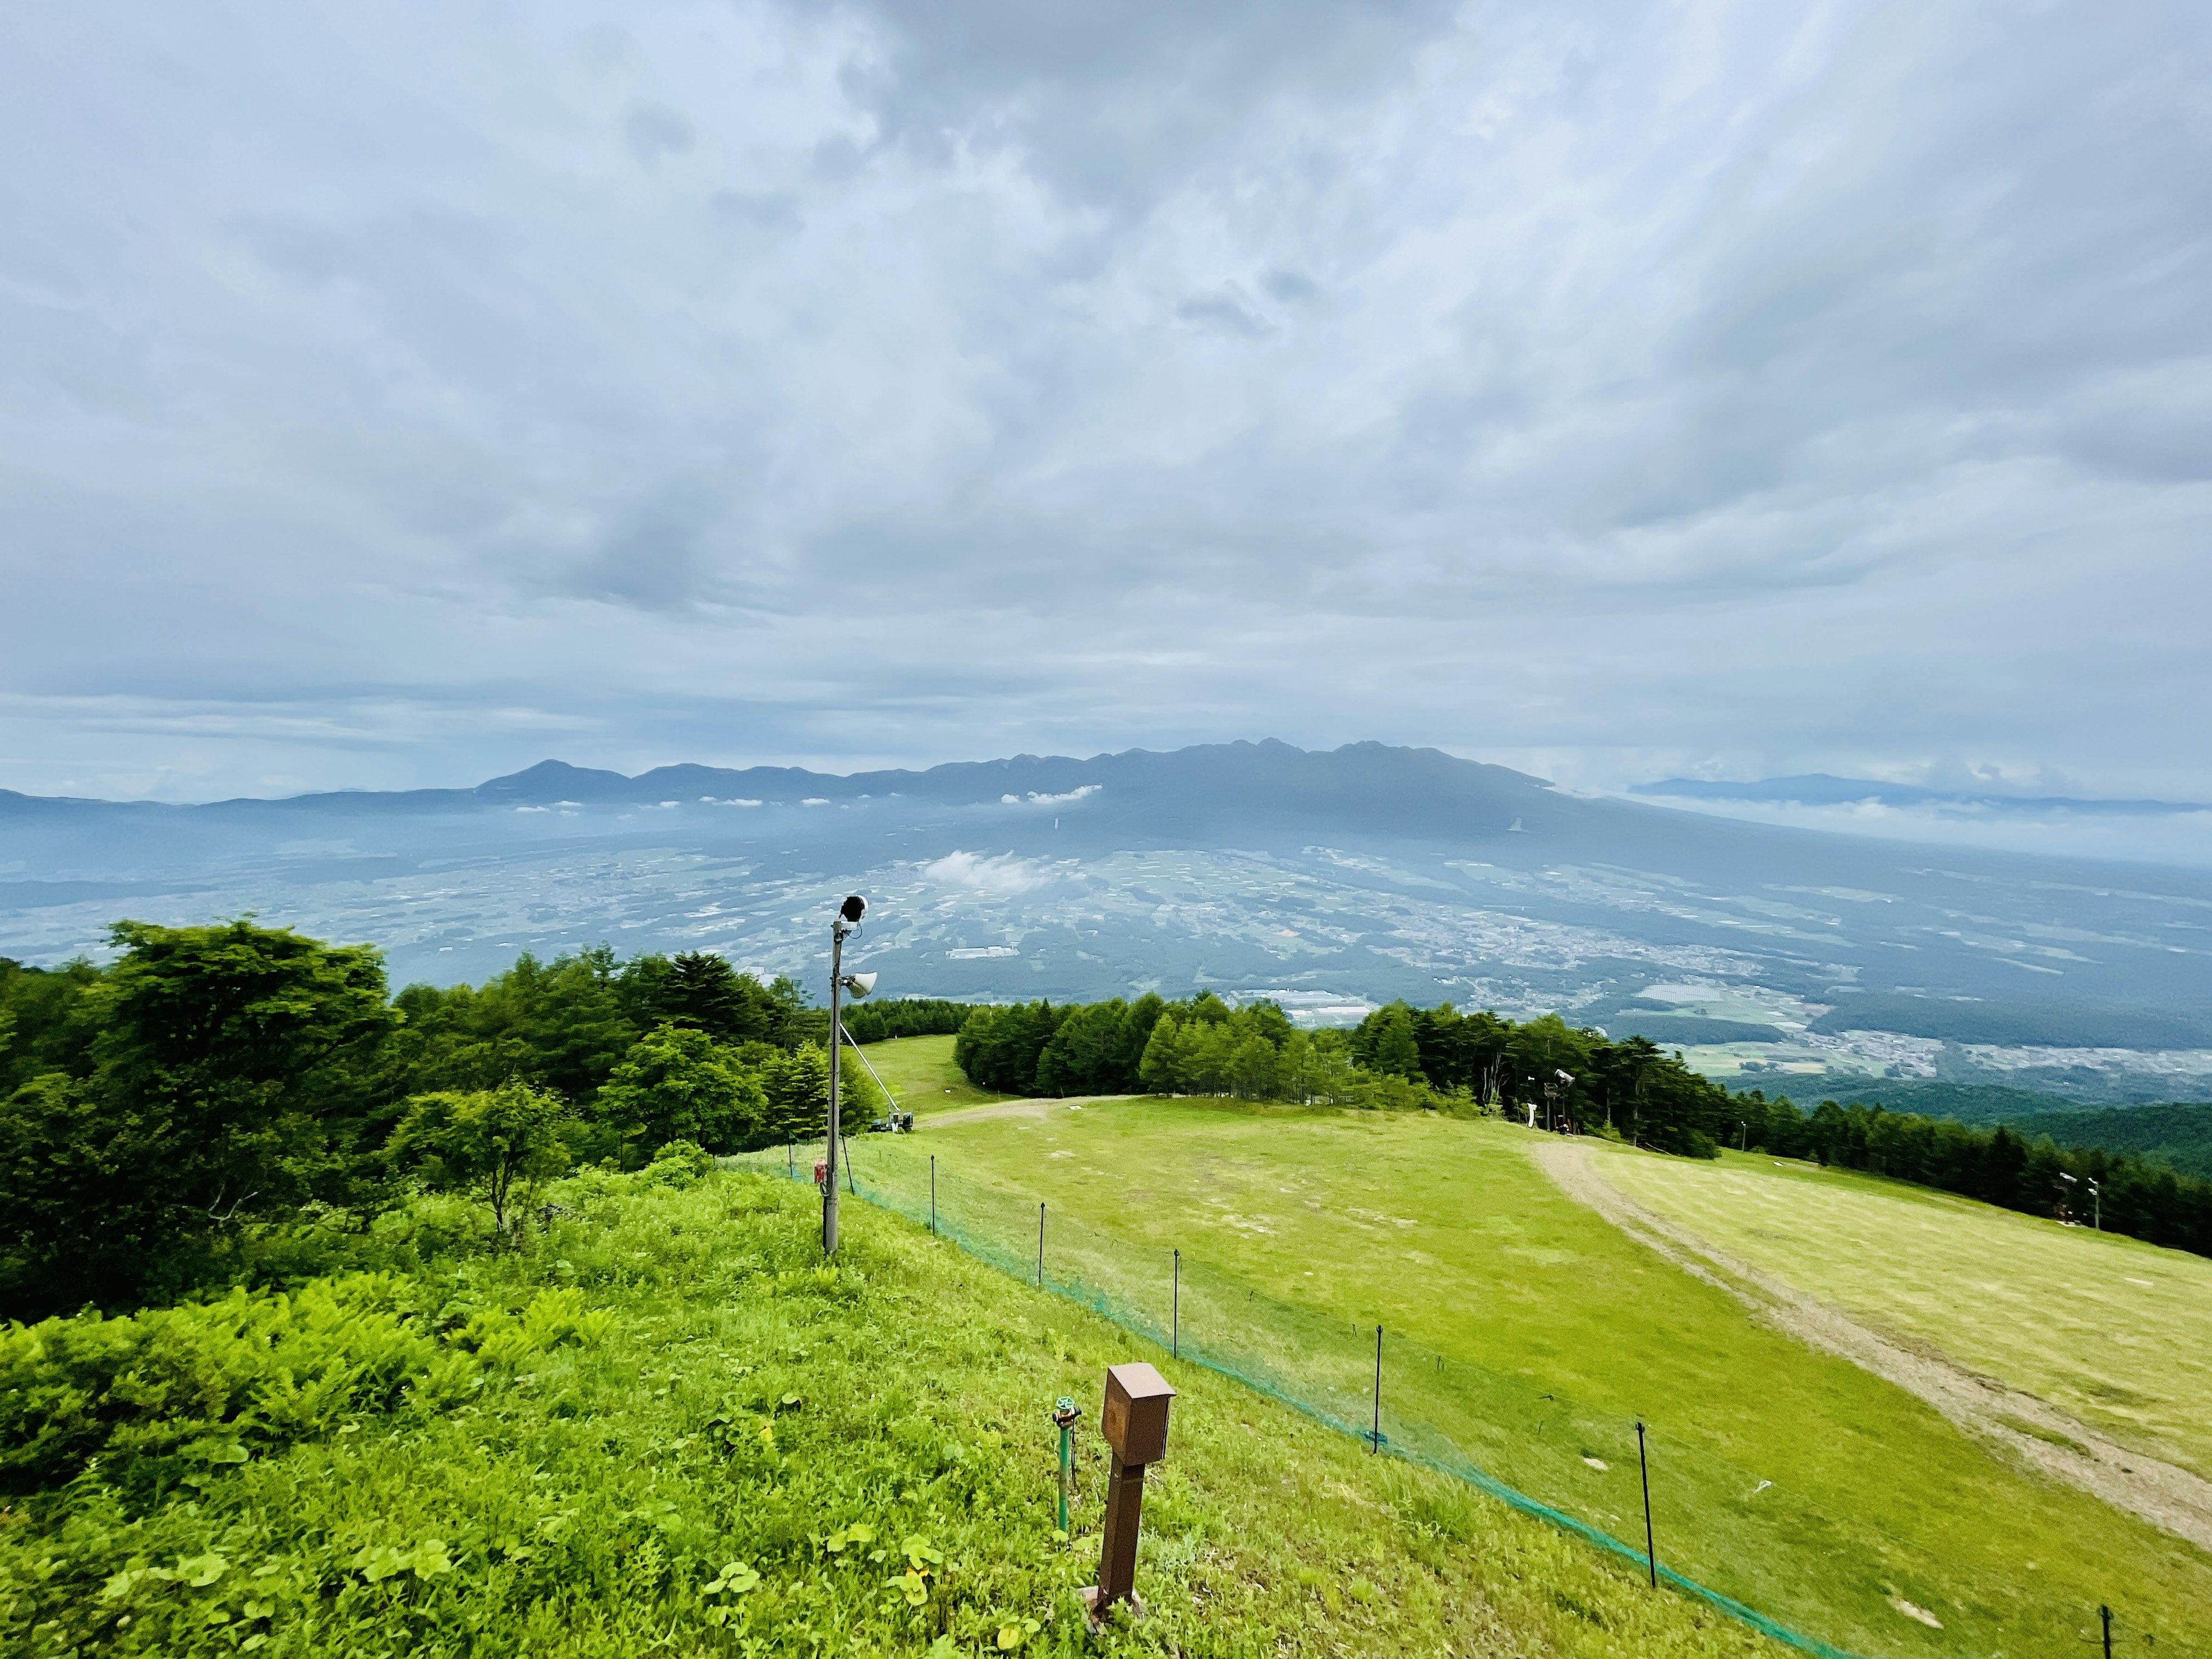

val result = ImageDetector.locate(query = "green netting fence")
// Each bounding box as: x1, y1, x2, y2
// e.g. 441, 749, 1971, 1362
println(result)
729, 1132, 2180, 1659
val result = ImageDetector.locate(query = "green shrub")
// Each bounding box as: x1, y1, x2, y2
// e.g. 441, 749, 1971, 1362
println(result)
0, 1275, 460, 1499
645, 1139, 714, 1187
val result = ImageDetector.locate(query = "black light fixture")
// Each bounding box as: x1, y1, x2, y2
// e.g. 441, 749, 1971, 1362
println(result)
839, 894, 866, 926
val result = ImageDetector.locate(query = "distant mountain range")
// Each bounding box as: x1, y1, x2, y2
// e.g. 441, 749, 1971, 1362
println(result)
1633, 774, 2209, 816
6, 740, 2212, 1107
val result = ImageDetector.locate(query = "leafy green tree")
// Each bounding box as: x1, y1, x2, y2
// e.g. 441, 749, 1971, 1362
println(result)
1034, 1000, 1129, 1095
588, 1024, 767, 1161
761, 1044, 832, 1143
643, 952, 783, 1046
375, 948, 641, 1107
1112, 994, 1168, 1080
1368, 1006, 1422, 1080
1229, 1035, 1282, 1100
0, 956, 104, 1098
386, 1081, 573, 1236
0, 921, 396, 1313
1137, 1014, 1184, 1094
953, 1002, 1066, 1093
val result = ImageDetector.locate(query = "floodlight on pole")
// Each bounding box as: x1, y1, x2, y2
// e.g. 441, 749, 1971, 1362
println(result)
823, 894, 866, 1257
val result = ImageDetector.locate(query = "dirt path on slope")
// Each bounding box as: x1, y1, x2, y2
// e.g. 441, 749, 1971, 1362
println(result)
1530, 1138, 2212, 1554
925, 1094, 1135, 1127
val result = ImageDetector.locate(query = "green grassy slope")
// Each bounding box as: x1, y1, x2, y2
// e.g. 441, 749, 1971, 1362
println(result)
862, 1099, 2209, 1657
859, 1033, 1018, 1113
1, 1168, 1778, 1659
1594, 1146, 2212, 1477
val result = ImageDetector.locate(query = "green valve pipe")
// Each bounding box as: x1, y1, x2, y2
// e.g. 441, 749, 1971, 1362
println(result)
1052, 1396, 1081, 1535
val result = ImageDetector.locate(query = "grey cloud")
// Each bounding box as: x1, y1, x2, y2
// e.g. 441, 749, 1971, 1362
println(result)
1175, 290, 1274, 339
824, 0, 1461, 211
555, 482, 731, 612
624, 101, 696, 166
1260, 267, 1322, 306
1, 0, 2209, 813
711, 189, 805, 233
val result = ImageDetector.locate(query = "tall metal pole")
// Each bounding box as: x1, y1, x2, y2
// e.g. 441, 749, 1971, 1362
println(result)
930, 1154, 937, 1235
1037, 1202, 1046, 1287
1637, 1419, 1656, 1588
823, 921, 847, 1256
1172, 1249, 1180, 1358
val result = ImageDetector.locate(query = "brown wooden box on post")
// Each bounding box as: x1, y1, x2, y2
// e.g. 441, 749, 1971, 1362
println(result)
1085, 1363, 1176, 1623
1101, 1362, 1174, 1464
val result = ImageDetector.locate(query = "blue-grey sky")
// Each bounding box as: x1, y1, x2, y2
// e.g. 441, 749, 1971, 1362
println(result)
4, 1, 2209, 819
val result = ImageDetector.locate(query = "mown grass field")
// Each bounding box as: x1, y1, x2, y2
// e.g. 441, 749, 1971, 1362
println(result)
0, 1164, 1793, 1659
858, 1033, 1017, 1113
851, 1095, 2212, 1658
1595, 1146, 2212, 1479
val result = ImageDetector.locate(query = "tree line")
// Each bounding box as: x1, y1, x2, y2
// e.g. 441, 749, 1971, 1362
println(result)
838, 996, 976, 1044
0, 923, 885, 1317
956, 994, 1735, 1154
956, 991, 1422, 1110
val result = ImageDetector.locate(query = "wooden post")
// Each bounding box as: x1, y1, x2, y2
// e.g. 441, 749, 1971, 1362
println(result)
1084, 1362, 1175, 1622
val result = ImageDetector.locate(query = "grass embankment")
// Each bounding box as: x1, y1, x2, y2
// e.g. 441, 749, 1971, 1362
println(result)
1, 1165, 1780, 1658
861, 1034, 1017, 1114
867, 1098, 2211, 1657
1593, 1147, 2212, 1478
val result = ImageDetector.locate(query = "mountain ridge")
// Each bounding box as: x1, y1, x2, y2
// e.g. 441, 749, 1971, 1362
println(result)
1, 738, 1559, 815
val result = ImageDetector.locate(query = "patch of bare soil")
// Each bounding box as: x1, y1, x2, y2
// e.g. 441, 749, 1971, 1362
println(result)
925, 1094, 1131, 1126
1530, 1138, 2212, 1554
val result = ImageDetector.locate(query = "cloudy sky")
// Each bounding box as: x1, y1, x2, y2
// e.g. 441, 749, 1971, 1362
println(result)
4, 0, 2209, 812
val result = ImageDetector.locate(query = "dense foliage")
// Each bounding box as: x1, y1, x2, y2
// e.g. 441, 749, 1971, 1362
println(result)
955, 993, 1448, 1112
1998, 1099, 2212, 1181
839, 997, 978, 1045
0, 929, 868, 1317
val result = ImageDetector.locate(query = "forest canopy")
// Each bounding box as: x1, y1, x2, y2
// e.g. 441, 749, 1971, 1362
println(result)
0, 925, 931, 1317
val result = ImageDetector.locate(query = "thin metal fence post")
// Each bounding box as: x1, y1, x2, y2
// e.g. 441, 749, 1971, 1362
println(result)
930, 1156, 937, 1235
1371, 1325, 1383, 1453
1037, 1202, 1045, 1287
2100, 1604, 2112, 1659
787, 1143, 794, 1180
1637, 1419, 1656, 1588
1172, 1249, 1180, 1358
